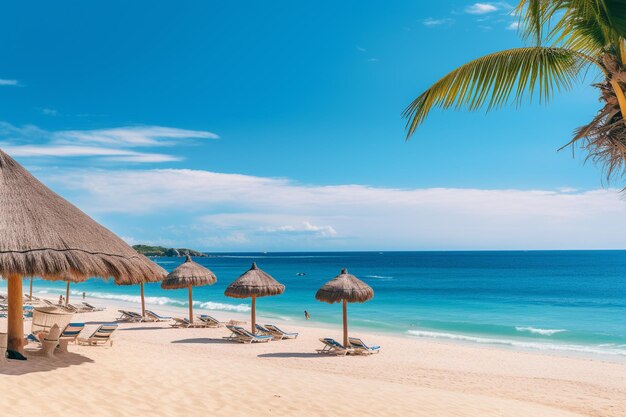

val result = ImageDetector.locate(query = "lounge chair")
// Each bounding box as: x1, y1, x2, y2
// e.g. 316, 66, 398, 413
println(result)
197, 314, 223, 327
170, 317, 208, 328
145, 310, 172, 322
77, 324, 118, 346
117, 310, 143, 322
264, 324, 298, 340
349, 337, 380, 355
58, 323, 85, 353
316, 338, 353, 356
81, 302, 102, 311
224, 325, 272, 344
43, 299, 57, 307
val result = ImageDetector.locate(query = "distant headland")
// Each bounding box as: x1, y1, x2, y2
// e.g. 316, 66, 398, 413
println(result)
132, 244, 208, 257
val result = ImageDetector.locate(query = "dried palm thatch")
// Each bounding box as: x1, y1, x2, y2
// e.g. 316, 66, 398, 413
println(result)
315, 268, 374, 304
0, 149, 167, 284
225, 262, 284, 333
160, 255, 217, 289
224, 262, 285, 299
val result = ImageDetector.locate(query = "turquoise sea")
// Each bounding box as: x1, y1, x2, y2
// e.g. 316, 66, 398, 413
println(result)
6, 251, 626, 357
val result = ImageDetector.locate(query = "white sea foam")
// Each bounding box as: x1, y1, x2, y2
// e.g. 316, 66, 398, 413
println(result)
515, 326, 566, 336
364, 275, 394, 280
407, 330, 626, 356
34, 288, 250, 312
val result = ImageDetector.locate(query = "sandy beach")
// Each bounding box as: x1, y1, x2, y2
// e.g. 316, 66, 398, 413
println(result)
1, 297, 624, 417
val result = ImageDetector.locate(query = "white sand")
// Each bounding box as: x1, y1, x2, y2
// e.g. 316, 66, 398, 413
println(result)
1, 297, 625, 416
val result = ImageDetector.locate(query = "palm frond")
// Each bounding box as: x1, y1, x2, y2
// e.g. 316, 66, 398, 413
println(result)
403, 47, 594, 138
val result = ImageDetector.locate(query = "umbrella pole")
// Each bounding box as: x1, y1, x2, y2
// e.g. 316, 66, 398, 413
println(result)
342, 299, 348, 347
140, 283, 146, 317
251, 296, 256, 334
188, 286, 193, 323
29, 277, 33, 300
65, 281, 70, 305
7, 274, 24, 353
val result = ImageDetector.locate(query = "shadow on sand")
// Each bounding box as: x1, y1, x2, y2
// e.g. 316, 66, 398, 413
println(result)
0, 352, 94, 376
118, 326, 168, 332
171, 338, 232, 345
257, 352, 322, 359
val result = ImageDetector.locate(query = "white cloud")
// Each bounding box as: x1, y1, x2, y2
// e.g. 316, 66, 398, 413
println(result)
506, 21, 519, 30
423, 18, 454, 26
40, 167, 626, 251
465, 3, 499, 14
0, 79, 18, 86
356, 46, 367, 52
0, 122, 216, 163
42, 108, 58, 116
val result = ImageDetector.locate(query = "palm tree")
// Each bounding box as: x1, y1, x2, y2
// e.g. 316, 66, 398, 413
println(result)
404, 0, 626, 180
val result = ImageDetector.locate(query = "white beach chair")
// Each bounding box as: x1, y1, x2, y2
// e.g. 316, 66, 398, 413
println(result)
145, 310, 172, 322
40, 324, 62, 358
349, 337, 380, 355
198, 315, 223, 328
224, 325, 272, 344
316, 338, 353, 356
58, 323, 86, 353
117, 310, 143, 322
264, 324, 298, 340
77, 324, 118, 346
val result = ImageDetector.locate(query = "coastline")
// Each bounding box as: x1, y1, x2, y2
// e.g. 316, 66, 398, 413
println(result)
1, 294, 625, 416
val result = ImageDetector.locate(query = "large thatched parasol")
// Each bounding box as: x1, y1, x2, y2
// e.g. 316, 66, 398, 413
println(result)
224, 262, 284, 333
0, 149, 166, 352
160, 255, 216, 324
315, 268, 374, 347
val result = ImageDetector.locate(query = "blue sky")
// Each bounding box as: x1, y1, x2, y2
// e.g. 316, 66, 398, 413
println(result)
1, 1, 625, 251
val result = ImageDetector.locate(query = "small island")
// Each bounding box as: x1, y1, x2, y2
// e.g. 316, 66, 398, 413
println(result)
133, 244, 208, 257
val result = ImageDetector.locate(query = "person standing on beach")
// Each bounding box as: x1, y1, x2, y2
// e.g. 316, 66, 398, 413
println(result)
304, 310, 310, 320
58, 295, 63, 305
82, 292, 86, 300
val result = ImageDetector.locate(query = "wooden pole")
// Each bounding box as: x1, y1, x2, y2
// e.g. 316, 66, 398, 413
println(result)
29, 277, 33, 300
140, 283, 146, 317
65, 281, 70, 305
342, 299, 348, 347
188, 286, 194, 323
7, 274, 24, 353
251, 296, 256, 334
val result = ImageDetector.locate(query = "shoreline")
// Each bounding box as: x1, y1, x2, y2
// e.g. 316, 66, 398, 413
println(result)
1, 294, 625, 416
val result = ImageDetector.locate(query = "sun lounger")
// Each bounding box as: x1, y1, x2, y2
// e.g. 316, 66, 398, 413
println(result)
224, 325, 272, 344
58, 323, 85, 353
170, 317, 208, 328
43, 299, 57, 307
81, 302, 103, 312
145, 310, 172, 322
348, 337, 380, 355
264, 324, 298, 340
316, 338, 353, 356
77, 324, 118, 346
198, 314, 224, 327
117, 310, 144, 322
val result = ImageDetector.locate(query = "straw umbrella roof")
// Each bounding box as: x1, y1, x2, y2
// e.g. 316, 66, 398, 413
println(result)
224, 262, 284, 298
161, 255, 217, 289
315, 268, 373, 304
0, 149, 166, 284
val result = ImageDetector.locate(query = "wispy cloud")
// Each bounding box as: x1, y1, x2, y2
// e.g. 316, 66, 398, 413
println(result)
0, 79, 18, 86
41, 108, 58, 116
0, 122, 217, 163
465, 3, 500, 14
40, 167, 626, 251
422, 18, 455, 27
506, 21, 519, 30
356, 45, 367, 52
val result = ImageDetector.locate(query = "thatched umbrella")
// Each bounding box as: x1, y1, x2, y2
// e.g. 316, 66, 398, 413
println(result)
0, 149, 166, 352
161, 255, 216, 323
315, 268, 374, 347
224, 262, 284, 333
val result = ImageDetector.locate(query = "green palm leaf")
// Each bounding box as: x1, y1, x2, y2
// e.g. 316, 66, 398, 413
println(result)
403, 47, 593, 138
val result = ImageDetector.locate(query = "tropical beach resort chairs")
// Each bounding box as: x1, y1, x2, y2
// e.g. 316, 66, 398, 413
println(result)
170, 317, 209, 328
117, 310, 144, 322
145, 310, 172, 322
316, 338, 353, 356
58, 323, 86, 353
197, 314, 224, 327
255, 324, 298, 340
77, 324, 118, 346
224, 325, 272, 343
27, 323, 86, 357
348, 337, 380, 355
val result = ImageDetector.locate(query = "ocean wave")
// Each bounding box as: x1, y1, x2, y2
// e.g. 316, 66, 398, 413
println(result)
515, 326, 566, 336
407, 330, 626, 356
34, 288, 250, 313
364, 275, 394, 280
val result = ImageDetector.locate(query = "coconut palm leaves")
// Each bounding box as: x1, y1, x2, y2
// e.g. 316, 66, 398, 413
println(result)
404, 0, 626, 182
